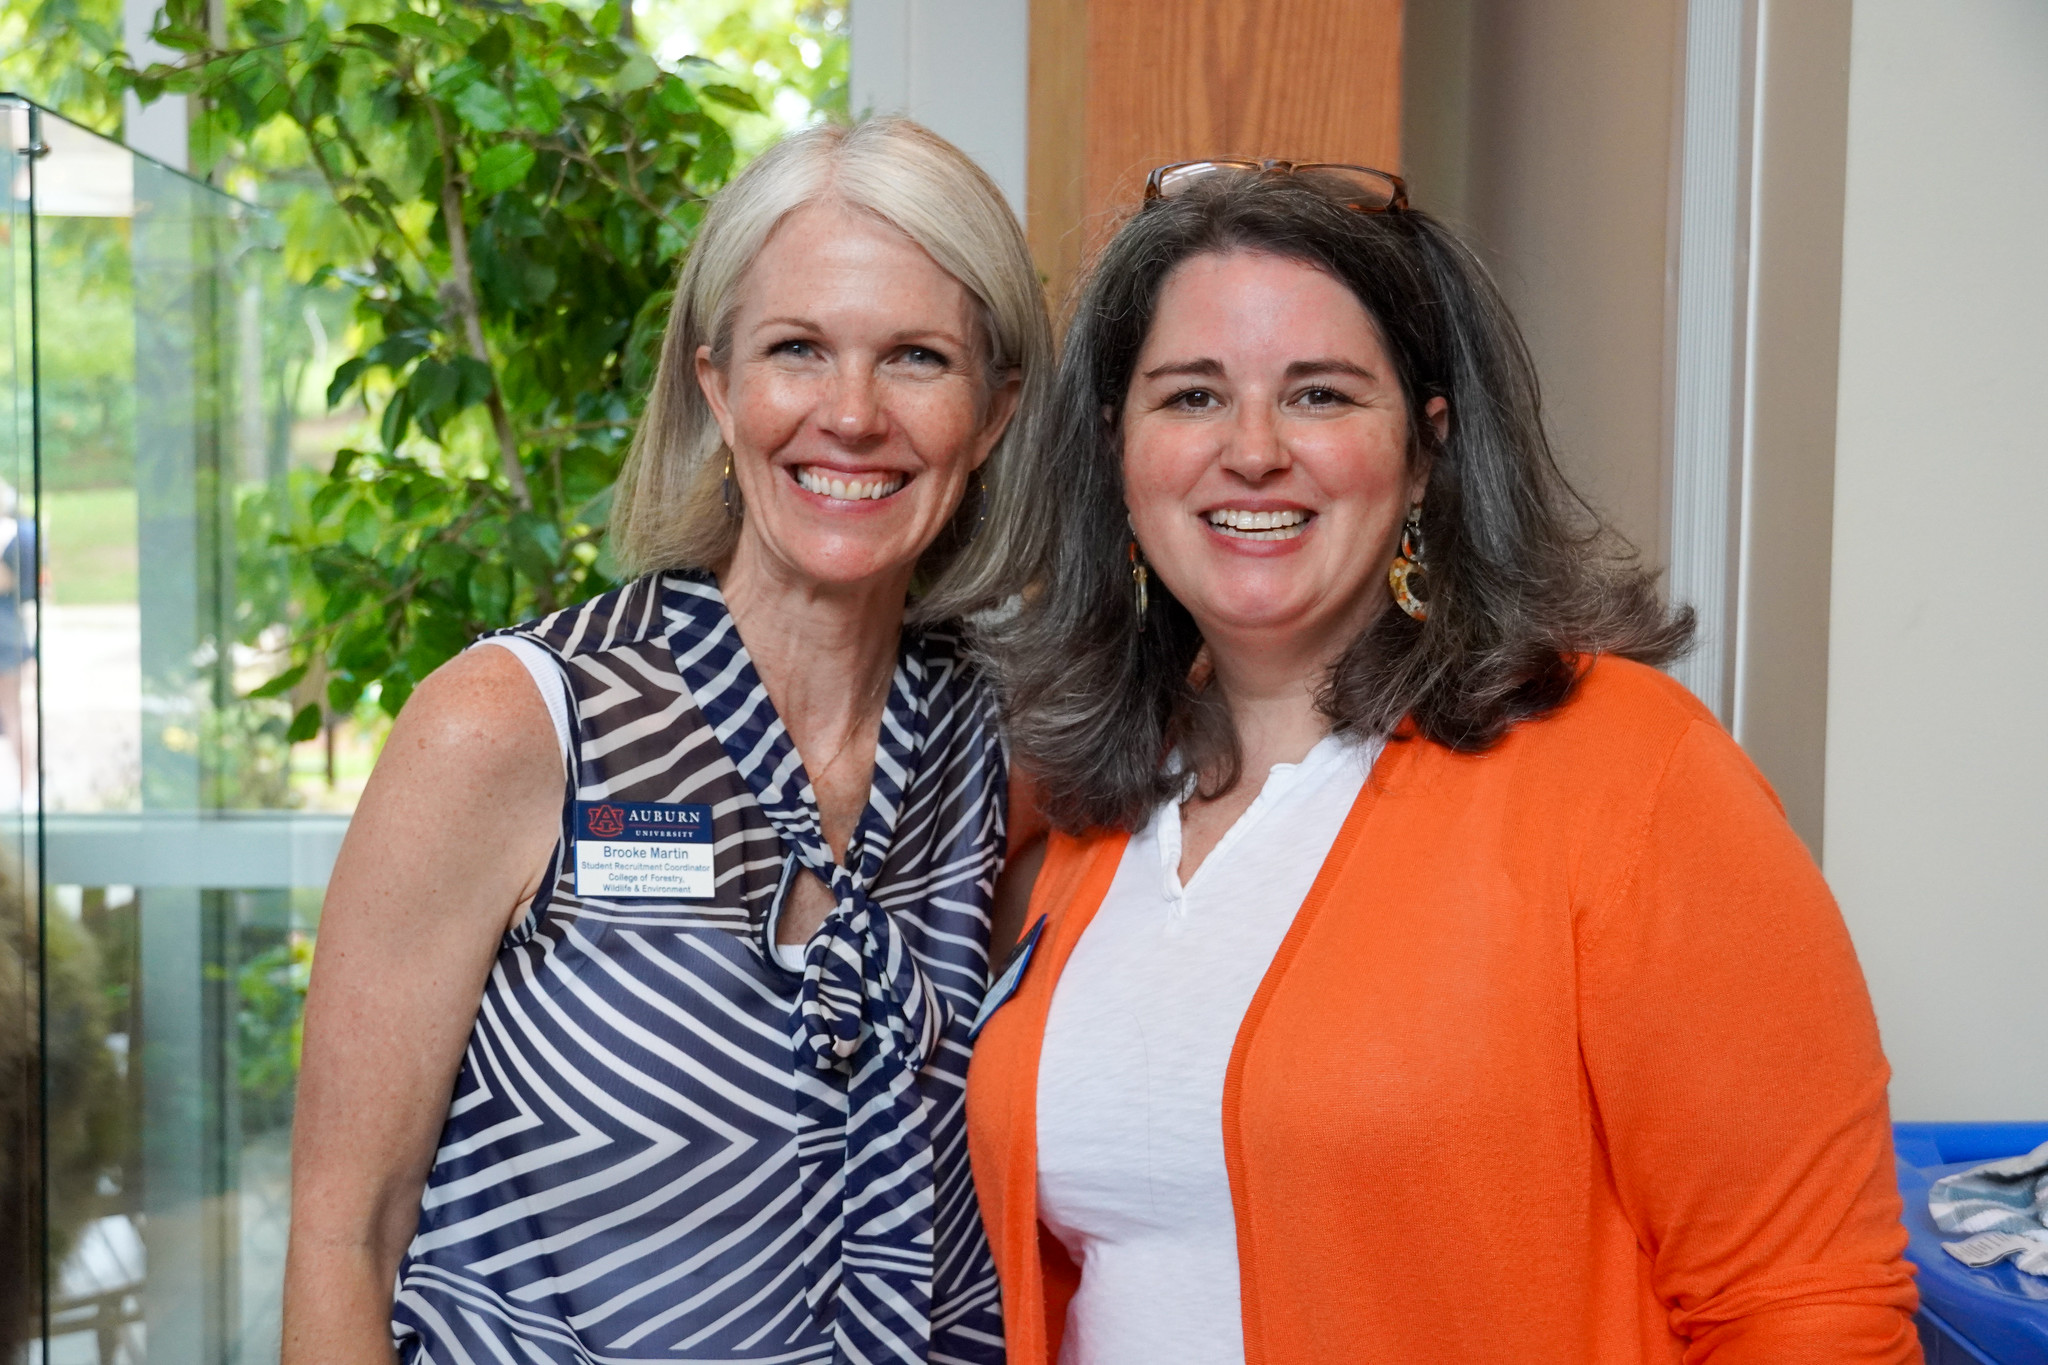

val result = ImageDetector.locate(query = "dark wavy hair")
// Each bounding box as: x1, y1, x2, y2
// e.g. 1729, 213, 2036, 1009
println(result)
987, 170, 1693, 834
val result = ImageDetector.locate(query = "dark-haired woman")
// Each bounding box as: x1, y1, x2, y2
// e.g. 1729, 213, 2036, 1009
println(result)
966, 163, 1919, 1364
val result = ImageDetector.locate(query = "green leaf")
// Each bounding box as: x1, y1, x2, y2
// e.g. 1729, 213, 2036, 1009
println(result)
378, 671, 416, 718
471, 22, 513, 71
325, 356, 367, 408
470, 562, 512, 624
152, 23, 211, 51
403, 608, 470, 678
386, 11, 443, 42
452, 79, 514, 133
342, 498, 381, 555
407, 358, 460, 421
346, 21, 400, 51
365, 331, 429, 370
506, 510, 561, 581
242, 0, 288, 41
592, 0, 622, 37
380, 388, 412, 450
286, 703, 323, 744
655, 75, 699, 115
453, 356, 495, 409
428, 55, 483, 98
326, 673, 365, 714
512, 68, 562, 132
309, 478, 351, 523
697, 83, 761, 113
246, 663, 307, 700
470, 141, 536, 196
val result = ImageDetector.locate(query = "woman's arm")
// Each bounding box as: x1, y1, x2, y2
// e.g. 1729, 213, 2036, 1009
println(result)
1579, 721, 1919, 1363
281, 648, 564, 1365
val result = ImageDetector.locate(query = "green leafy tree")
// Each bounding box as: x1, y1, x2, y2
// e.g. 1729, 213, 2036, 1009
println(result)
114, 0, 777, 731
0, 0, 123, 132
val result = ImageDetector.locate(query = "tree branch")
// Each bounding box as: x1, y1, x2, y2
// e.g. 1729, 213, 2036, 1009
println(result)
425, 100, 533, 509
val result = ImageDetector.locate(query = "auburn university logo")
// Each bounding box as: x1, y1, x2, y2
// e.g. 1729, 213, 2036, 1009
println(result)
586, 803, 626, 837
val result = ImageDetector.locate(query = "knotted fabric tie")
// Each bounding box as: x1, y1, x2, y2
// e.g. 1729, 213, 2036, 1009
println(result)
666, 574, 951, 1364
789, 866, 951, 1364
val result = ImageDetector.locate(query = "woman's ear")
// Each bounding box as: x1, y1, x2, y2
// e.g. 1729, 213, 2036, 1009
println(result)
972, 369, 1024, 469
695, 344, 738, 450
1424, 395, 1450, 445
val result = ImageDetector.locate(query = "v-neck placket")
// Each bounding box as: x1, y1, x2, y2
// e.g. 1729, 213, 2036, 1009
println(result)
1154, 734, 1357, 930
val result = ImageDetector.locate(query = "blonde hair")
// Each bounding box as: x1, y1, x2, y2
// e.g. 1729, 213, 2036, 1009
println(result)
609, 117, 1052, 622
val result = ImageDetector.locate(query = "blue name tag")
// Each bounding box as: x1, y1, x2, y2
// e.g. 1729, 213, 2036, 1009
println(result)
969, 914, 1046, 1041
573, 801, 716, 899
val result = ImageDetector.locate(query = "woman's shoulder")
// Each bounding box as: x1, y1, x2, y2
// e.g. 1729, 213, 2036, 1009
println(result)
496, 571, 678, 660
1471, 654, 1777, 823
1562, 654, 1719, 734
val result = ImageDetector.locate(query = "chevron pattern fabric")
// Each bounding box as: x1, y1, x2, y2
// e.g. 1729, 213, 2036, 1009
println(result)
391, 572, 1008, 1365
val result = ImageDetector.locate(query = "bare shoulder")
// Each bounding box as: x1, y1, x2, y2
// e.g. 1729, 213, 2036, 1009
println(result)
375, 644, 561, 795
330, 645, 564, 934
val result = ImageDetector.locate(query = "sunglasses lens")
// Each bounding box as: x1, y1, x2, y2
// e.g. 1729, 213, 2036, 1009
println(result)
1152, 162, 1240, 197
1300, 167, 1403, 211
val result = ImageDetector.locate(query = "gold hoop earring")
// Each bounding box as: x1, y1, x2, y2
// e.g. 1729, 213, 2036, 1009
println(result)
1388, 504, 1429, 622
721, 453, 741, 522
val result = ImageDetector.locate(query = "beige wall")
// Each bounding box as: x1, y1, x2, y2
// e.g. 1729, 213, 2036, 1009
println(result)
1825, 0, 2048, 1120
1404, 0, 1680, 574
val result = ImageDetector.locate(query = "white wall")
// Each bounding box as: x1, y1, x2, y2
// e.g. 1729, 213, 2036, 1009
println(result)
847, 0, 1029, 216
1826, 0, 2048, 1119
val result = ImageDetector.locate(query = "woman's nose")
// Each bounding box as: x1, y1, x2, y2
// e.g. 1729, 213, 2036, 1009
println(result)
1219, 404, 1290, 480
825, 364, 888, 444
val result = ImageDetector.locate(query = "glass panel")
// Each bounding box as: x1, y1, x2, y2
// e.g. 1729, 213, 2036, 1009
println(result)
6, 98, 352, 1365
3, 96, 42, 1365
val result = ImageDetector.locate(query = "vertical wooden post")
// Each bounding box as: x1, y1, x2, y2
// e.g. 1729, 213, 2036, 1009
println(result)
1028, 0, 1405, 309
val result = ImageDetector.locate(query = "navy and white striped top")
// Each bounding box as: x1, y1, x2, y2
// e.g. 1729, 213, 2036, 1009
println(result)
391, 571, 1008, 1364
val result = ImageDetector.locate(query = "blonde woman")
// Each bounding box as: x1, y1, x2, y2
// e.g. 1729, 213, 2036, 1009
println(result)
284, 119, 1049, 1365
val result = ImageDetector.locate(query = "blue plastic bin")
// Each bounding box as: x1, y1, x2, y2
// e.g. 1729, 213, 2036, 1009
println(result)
1893, 1122, 2048, 1364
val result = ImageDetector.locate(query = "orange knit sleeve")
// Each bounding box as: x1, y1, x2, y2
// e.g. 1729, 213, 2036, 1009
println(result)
1575, 720, 1921, 1364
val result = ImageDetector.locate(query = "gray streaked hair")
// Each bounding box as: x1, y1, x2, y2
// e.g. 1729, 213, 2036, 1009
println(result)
987, 171, 1694, 835
609, 117, 1052, 621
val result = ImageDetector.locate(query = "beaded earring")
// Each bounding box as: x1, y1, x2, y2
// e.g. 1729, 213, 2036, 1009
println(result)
1388, 504, 1429, 622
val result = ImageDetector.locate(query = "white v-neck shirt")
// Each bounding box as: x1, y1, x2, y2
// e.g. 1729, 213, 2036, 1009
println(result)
1035, 732, 1381, 1365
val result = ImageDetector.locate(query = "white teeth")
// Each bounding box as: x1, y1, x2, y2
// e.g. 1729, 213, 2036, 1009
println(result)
795, 467, 906, 501
1206, 508, 1310, 540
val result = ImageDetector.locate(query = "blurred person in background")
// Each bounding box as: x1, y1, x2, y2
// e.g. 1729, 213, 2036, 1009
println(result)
0, 479, 37, 806
968, 164, 1920, 1364
283, 118, 1050, 1365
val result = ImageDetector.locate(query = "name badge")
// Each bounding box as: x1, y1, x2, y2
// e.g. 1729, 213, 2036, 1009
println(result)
573, 801, 716, 900
969, 915, 1046, 1041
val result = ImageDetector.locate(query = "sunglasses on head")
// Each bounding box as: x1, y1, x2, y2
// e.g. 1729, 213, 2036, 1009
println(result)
1144, 159, 1409, 213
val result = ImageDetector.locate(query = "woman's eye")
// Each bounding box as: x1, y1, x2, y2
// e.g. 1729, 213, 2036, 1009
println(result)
768, 339, 816, 359
899, 346, 948, 368
1297, 386, 1348, 407
1169, 389, 1217, 411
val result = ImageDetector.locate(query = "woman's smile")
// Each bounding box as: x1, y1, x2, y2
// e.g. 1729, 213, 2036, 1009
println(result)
1201, 504, 1315, 543
791, 463, 910, 502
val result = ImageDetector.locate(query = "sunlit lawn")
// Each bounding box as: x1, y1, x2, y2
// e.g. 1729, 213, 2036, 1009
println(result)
42, 486, 138, 605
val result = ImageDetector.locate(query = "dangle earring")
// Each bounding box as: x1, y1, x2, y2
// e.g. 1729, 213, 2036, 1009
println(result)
967, 467, 989, 543
721, 453, 741, 521
1387, 503, 1430, 622
1128, 537, 1150, 628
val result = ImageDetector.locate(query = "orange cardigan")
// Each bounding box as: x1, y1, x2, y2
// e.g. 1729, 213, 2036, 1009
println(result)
967, 659, 1920, 1364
